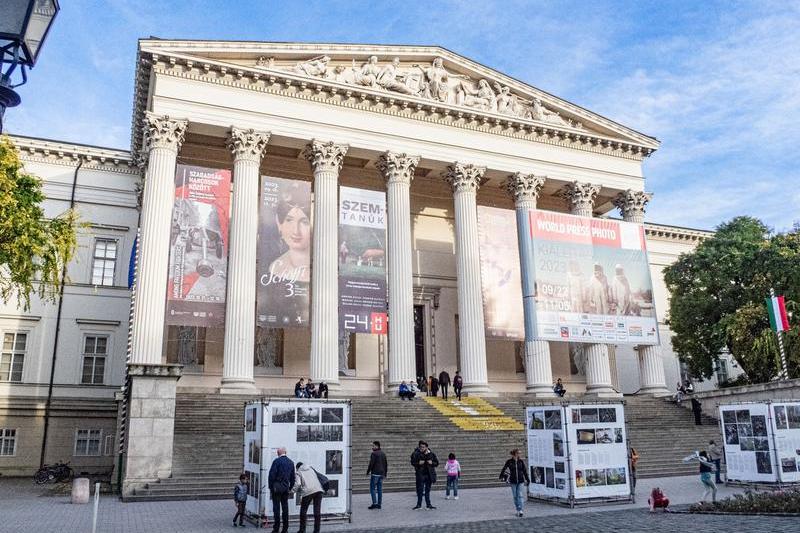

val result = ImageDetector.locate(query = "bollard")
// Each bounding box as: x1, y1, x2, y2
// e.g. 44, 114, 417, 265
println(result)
92, 482, 100, 533
71, 477, 90, 504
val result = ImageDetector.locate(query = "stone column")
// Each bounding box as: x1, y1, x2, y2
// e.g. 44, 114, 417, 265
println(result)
562, 181, 620, 397
445, 163, 490, 394
614, 189, 670, 396
504, 173, 553, 396
303, 140, 348, 390
221, 128, 270, 393
377, 152, 420, 389
130, 114, 187, 365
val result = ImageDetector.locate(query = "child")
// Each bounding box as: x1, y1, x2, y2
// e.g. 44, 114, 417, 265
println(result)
648, 486, 670, 512
445, 452, 461, 500
233, 473, 248, 527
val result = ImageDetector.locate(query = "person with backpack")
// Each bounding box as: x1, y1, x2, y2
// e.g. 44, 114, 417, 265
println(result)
410, 440, 439, 510
453, 371, 463, 401
232, 473, 248, 527
292, 461, 324, 533
499, 449, 529, 517
267, 447, 295, 533
367, 440, 388, 509
444, 452, 461, 500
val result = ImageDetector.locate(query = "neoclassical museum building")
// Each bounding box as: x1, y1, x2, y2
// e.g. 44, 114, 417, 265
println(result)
0, 40, 723, 482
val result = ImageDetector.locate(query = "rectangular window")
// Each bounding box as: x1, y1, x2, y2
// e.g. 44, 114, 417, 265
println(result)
717, 360, 729, 384
74, 429, 102, 456
91, 239, 117, 286
0, 332, 27, 382
0, 428, 17, 456
103, 434, 114, 456
81, 336, 107, 385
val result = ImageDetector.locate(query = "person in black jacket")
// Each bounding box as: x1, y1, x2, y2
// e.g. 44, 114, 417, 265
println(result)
438, 370, 451, 400
267, 447, 295, 533
500, 449, 530, 517
367, 441, 388, 509
410, 440, 439, 510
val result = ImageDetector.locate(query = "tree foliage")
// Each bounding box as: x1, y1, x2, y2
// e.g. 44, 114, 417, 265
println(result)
0, 136, 79, 310
664, 216, 800, 382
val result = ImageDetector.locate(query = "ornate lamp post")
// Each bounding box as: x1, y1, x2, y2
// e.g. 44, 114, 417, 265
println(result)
0, 0, 59, 132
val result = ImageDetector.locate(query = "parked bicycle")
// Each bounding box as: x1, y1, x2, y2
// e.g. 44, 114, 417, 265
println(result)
34, 461, 73, 484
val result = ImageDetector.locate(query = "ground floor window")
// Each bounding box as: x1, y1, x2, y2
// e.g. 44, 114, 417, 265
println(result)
74, 429, 102, 456
0, 428, 16, 456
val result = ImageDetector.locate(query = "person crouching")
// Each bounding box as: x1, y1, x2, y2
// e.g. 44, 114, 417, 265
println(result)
293, 462, 324, 533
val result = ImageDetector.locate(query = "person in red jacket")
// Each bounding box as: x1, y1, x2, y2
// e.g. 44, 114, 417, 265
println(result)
648, 487, 671, 512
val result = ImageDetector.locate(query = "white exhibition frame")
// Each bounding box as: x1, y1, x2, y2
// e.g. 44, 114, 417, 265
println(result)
526, 403, 632, 506
719, 401, 800, 484
243, 399, 352, 525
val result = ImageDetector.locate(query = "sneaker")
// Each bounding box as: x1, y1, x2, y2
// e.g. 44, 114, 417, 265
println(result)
412, 505, 422, 510
518, 511, 523, 517
426, 505, 436, 510
368, 504, 379, 510
454, 496, 459, 500
444, 496, 450, 500
377, 504, 381, 509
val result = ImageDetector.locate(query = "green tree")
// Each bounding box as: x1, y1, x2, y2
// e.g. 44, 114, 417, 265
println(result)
0, 136, 78, 310
664, 216, 800, 382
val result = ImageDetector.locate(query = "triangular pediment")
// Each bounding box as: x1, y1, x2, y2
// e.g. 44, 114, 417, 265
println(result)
136, 40, 659, 151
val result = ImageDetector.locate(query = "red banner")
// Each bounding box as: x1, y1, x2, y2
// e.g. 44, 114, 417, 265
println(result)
529, 211, 645, 250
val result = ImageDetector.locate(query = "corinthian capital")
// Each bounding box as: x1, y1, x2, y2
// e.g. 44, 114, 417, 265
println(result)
142, 113, 187, 153
561, 181, 600, 216
377, 152, 420, 185
504, 173, 546, 205
227, 127, 270, 162
444, 162, 486, 193
613, 189, 652, 223
303, 140, 348, 173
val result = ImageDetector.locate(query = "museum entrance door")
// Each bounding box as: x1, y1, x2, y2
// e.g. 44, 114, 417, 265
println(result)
414, 305, 426, 380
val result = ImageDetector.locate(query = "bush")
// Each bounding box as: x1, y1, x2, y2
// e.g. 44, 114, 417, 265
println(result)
691, 489, 800, 514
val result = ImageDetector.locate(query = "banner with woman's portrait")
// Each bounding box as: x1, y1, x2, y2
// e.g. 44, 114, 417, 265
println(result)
256, 176, 312, 328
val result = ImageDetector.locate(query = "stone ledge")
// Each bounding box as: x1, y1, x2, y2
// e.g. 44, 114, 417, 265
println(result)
128, 363, 183, 378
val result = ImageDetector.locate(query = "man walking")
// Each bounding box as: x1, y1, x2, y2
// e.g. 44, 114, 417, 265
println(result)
708, 440, 723, 484
438, 369, 451, 400
453, 371, 463, 401
411, 440, 439, 510
367, 441, 388, 509
267, 447, 295, 533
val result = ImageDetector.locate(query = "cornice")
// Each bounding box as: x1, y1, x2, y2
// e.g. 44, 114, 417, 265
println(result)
644, 222, 713, 243
131, 50, 659, 164
9, 135, 138, 175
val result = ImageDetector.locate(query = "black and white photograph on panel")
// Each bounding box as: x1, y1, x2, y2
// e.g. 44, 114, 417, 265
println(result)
722, 410, 737, 424
246, 407, 256, 432
756, 451, 773, 474
530, 410, 545, 430
586, 469, 606, 486
545, 467, 555, 489
321, 407, 344, 423
532, 466, 544, 485
272, 407, 296, 423
580, 408, 599, 423
788, 405, 800, 429
298, 407, 320, 423
545, 409, 562, 430
598, 407, 616, 423
326, 450, 343, 475
577, 429, 596, 445
614, 428, 623, 443
751, 415, 768, 437
296, 424, 311, 442
323, 480, 339, 498
736, 409, 751, 423
725, 424, 739, 445
774, 406, 789, 430
555, 461, 565, 474
309, 425, 324, 442
324, 425, 343, 442
595, 428, 614, 444
553, 433, 564, 457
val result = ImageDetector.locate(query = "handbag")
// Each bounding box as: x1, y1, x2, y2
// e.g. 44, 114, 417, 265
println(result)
312, 468, 331, 492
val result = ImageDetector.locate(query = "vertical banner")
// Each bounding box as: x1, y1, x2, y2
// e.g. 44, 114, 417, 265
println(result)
526, 406, 569, 499
338, 187, 388, 335
720, 403, 779, 482
770, 402, 800, 482
477, 206, 524, 339
166, 165, 231, 326
256, 176, 312, 328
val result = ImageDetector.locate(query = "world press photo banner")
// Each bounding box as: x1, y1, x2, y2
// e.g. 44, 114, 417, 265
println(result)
256, 176, 312, 328
338, 187, 388, 335
477, 206, 524, 339
166, 165, 231, 327
524, 210, 659, 345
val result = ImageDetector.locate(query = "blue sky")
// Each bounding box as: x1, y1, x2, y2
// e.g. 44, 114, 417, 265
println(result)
6, 0, 799, 231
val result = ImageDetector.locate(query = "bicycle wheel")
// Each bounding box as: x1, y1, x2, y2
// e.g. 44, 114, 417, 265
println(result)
34, 470, 49, 484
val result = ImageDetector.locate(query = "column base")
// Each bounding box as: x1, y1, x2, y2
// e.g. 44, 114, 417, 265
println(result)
638, 385, 671, 397
462, 383, 496, 397
526, 384, 558, 398
583, 387, 623, 399
219, 379, 257, 395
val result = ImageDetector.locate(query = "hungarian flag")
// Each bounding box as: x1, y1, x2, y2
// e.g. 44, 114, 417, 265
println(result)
766, 295, 790, 332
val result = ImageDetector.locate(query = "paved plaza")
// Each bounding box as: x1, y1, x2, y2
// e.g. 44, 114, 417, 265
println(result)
0, 475, 795, 532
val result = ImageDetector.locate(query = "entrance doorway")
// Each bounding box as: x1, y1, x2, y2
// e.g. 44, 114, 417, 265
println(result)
414, 305, 426, 380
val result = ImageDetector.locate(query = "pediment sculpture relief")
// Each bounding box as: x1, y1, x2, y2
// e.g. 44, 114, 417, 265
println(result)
257, 55, 582, 129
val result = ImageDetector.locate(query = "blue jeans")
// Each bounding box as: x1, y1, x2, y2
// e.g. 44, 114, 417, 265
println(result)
446, 475, 459, 497
511, 482, 525, 512
370, 474, 383, 505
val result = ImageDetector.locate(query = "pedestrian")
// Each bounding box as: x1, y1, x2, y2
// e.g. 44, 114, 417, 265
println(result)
295, 378, 307, 398
439, 369, 451, 400
410, 440, 439, 510
232, 473, 248, 527
708, 440, 723, 484
691, 397, 702, 425
648, 486, 671, 512
674, 382, 684, 404
453, 371, 463, 401
683, 450, 717, 503
267, 447, 295, 533
292, 461, 323, 533
553, 378, 566, 397
399, 381, 416, 401
499, 449, 529, 517
317, 381, 329, 399
629, 447, 640, 491
430, 376, 440, 397
367, 441, 388, 509
426, 376, 433, 396
444, 452, 461, 500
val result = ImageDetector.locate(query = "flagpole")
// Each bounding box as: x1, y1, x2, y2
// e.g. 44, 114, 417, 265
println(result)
770, 288, 789, 380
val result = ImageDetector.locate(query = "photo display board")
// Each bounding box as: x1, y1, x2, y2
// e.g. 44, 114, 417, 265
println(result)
526, 406, 569, 499
244, 400, 351, 522
720, 401, 800, 483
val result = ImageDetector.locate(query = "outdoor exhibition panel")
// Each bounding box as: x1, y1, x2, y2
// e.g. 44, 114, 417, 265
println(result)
720, 401, 800, 484
244, 399, 352, 524
526, 403, 631, 506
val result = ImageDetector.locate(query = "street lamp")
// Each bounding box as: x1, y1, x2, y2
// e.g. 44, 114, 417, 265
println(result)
0, 0, 59, 133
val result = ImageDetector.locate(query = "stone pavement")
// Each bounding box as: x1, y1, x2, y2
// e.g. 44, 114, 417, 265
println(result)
0, 475, 794, 533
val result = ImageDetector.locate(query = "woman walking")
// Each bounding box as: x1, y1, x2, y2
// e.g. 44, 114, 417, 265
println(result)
499, 449, 529, 517
683, 450, 717, 503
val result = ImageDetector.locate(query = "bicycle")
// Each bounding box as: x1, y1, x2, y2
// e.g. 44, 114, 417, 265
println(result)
34, 461, 73, 484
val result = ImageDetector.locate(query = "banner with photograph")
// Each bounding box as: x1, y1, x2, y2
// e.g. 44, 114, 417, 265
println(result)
338, 187, 388, 335
568, 403, 631, 500
244, 400, 351, 522
720, 403, 782, 482
166, 165, 231, 327
526, 406, 569, 499
257, 177, 312, 328
243, 404, 263, 515
477, 206, 524, 339
523, 210, 659, 345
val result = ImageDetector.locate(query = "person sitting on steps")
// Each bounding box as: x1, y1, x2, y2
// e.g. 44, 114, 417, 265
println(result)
553, 378, 566, 397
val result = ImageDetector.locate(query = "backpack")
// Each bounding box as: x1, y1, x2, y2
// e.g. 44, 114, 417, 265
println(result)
313, 468, 331, 492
